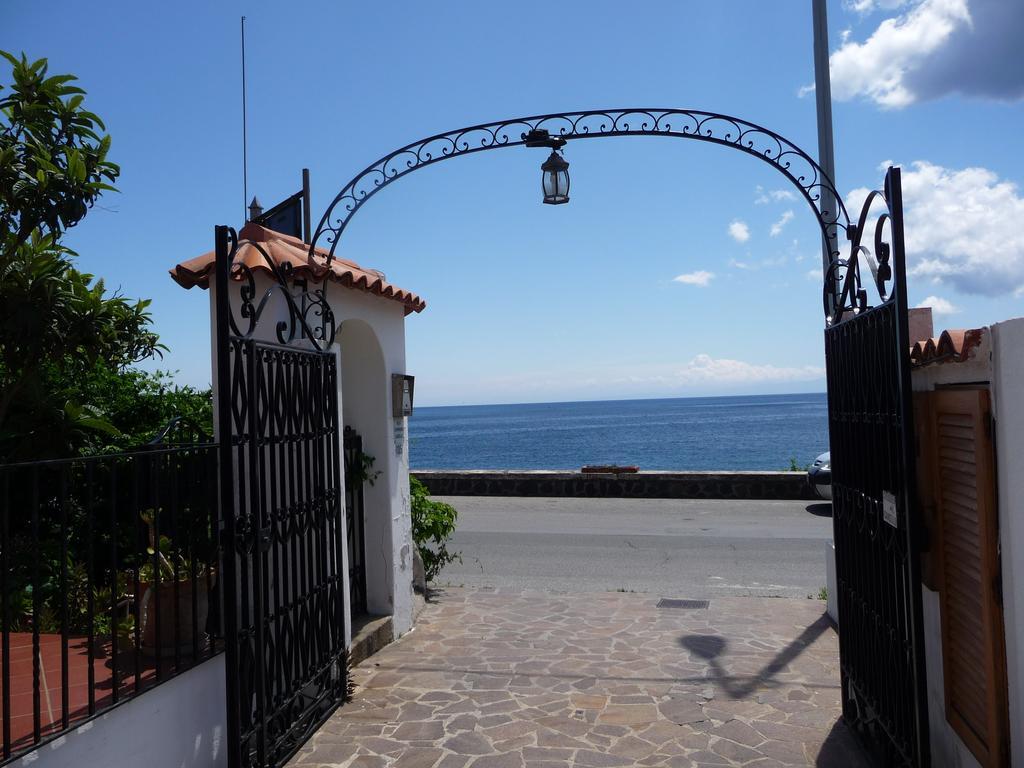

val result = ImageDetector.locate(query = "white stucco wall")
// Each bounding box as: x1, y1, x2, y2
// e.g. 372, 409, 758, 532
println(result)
991, 317, 1024, 766
20, 656, 226, 768
336, 291, 415, 637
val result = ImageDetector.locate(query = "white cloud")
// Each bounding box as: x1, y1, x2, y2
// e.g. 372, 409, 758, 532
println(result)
770, 210, 795, 237
673, 270, 715, 287
916, 295, 961, 314
422, 353, 827, 404
847, 161, 1024, 296
829, 0, 970, 108
845, 0, 911, 14
670, 354, 824, 386
829, 0, 1024, 108
728, 220, 751, 243
755, 186, 797, 205
807, 268, 824, 281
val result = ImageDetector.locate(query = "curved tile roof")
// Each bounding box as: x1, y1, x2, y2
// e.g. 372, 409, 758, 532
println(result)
910, 328, 984, 367
170, 223, 426, 315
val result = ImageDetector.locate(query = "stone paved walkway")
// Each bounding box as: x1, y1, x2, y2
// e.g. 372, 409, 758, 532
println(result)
289, 588, 869, 767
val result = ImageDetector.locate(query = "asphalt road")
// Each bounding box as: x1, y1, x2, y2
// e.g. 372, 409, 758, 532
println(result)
436, 496, 834, 599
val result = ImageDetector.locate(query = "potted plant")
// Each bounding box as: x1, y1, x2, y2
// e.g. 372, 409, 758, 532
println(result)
137, 509, 215, 657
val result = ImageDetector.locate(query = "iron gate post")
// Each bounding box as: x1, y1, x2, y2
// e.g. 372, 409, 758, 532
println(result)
888, 168, 931, 766
214, 225, 244, 768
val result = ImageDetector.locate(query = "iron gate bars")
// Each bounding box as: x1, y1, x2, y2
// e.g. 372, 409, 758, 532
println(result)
214, 226, 348, 768
343, 427, 368, 616
824, 167, 929, 766
0, 445, 219, 764
307, 109, 852, 278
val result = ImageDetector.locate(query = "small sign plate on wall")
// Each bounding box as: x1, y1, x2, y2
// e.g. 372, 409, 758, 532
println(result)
394, 421, 405, 456
882, 491, 898, 528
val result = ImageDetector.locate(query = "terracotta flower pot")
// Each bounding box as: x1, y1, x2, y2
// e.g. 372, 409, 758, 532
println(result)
139, 571, 215, 657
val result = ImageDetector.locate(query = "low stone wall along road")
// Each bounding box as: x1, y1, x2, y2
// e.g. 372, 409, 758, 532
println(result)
437, 497, 833, 599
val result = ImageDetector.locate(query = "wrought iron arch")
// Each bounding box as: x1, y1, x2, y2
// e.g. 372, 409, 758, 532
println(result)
309, 108, 900, 324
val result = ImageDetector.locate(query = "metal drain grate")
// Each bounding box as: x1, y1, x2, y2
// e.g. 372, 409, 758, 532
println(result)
657, 598, 709, 609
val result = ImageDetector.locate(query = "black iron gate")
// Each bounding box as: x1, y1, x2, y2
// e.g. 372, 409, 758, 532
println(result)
343, 427, 368, 615
214, 226, 348, 768
824, 168, 929, 766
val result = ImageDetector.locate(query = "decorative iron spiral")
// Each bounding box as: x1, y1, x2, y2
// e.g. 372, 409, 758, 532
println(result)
825, 167, 903, 325
224, 227, 337, 350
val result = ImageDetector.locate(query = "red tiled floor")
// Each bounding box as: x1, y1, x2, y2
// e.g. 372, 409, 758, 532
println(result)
0, 632, 201, 756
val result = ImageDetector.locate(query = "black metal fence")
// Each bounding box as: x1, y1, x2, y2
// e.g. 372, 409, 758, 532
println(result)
0, 445, 220, 763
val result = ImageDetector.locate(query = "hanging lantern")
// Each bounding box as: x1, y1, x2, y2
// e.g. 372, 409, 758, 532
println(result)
541, 150, 570, 205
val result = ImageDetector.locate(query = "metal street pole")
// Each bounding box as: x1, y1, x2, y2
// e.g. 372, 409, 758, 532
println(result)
812, 0, 839, 315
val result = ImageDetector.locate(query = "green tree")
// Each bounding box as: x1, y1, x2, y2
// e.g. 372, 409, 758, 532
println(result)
1, 51, 163, 459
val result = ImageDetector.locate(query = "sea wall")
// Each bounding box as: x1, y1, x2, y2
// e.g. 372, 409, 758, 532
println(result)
412, 470, 817, 500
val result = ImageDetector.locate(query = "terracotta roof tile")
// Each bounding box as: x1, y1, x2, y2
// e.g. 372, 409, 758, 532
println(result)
910, 328, 984, 367
169, 223, 426, 315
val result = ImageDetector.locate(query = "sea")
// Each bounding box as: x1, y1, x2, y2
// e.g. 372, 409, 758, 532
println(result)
408, 392, 829, 471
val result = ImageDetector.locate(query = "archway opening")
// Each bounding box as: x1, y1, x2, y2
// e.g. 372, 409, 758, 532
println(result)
339, 319, 393, 624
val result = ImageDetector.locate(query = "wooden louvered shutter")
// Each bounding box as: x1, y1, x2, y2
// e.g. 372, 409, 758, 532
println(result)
928, 387, 1009, 767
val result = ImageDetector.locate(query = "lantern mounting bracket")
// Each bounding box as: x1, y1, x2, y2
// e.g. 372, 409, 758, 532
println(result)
523, 128, 568, 149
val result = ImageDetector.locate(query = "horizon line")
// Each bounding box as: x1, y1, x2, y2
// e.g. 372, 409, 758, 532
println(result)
416, 390, 828, 410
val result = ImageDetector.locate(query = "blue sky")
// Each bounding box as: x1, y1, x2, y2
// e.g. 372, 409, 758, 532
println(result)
3, 0, 1022, 406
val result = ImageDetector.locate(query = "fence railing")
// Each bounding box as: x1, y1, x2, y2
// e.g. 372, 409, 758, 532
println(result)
0, 445, 220, 763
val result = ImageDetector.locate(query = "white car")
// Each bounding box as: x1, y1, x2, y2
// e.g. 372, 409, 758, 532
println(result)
807, 452, 832, 500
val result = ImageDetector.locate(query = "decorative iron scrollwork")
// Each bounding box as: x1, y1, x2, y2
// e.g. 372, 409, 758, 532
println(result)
309, 108, 853, 270
825, 167, 904, 325
223, 227, 337, 350
309, 108, 907, 325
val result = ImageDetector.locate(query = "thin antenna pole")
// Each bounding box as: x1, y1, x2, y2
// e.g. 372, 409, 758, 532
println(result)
241, 16, 249, 223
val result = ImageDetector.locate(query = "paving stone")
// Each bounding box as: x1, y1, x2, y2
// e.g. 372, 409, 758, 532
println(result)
492, 735, 536, 752
360, 737, 408, 755
711, 736, 765, 762
607, 734, 658, 760
597, 703, 659, 726
448, 714, 480, 732
683, 750, 731, 765
469, 754, 524, 768
286, 588, 869, 768
392, 721, 446, 741
398, 702, 437, 721
349, 757, 390, 768
711, 718, 766, 747
570, 693, 608, 710
295, 741, 357, 762
444, 731, 494, 755
658, 698, 707, 725
393, 748, 445, 768
574, 749, 634, 766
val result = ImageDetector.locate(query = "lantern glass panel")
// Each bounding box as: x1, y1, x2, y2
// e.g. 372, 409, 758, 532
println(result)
541, 152, 570, 205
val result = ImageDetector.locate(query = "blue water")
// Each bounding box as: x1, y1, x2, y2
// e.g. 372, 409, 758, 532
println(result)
408, 393, 829, 471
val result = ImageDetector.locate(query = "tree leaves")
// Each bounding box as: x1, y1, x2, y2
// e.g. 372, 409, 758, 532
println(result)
0, 52, 166, 460
0, 49, 120, 249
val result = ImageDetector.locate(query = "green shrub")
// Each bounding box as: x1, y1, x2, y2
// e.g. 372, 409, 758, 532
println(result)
410, 476, 460, 582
